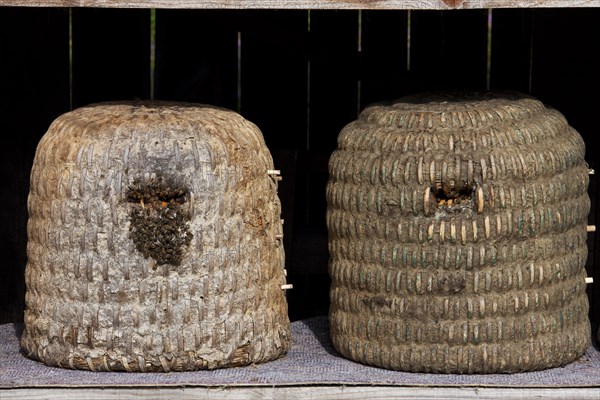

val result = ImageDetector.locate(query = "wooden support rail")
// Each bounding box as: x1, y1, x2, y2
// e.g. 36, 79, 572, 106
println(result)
0, 0, 598, 9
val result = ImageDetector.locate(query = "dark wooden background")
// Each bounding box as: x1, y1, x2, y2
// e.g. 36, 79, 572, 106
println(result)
0, 7, 598, 328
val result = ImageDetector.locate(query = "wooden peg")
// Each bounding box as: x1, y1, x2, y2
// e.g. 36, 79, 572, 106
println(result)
423, 187, 431, 215
476, 186, 484, 214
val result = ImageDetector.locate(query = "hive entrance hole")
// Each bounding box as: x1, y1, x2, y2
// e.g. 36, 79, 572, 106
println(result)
126, 175, 193, 267
431, 181, 475, 207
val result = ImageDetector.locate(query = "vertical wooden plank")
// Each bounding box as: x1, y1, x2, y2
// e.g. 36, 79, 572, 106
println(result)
0, 7, 70, 323
303, 10, 358, 230
489, 8, 532, 92
72, 8, 151, 107
528, 9, 600, 326
309, 10, 359, 154
530, 9, 600, 159
360, 10, 409, 108
590, 169, 599, 331
240, 10, 308, 150
239, 10, 308, 302
282, 11, 358, 320
409, 10, 488, 92
154, 10, 238, 109
239, 11, 311, 321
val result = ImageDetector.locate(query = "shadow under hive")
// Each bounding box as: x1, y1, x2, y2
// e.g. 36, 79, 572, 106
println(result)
327, 92, 591, 373
21, 102, 291, 372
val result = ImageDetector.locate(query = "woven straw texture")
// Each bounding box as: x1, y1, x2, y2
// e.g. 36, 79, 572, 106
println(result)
21, 102, 290, 372
327, 92, 591, 373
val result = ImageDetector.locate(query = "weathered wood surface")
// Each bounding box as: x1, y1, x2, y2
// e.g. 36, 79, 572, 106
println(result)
2, 386, 600, 400
0, 7, 70, 325
71, 8, 151, 107
0, 0, 598, 9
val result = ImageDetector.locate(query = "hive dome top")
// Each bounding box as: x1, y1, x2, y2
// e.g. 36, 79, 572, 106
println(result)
357, 92, 550, 131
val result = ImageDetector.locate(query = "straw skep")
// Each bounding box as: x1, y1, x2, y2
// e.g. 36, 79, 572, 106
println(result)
327, 92, 591, 373
22, 102, 290, 372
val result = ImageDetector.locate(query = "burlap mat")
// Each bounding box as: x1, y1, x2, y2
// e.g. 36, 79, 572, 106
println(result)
1, 317, 599, 388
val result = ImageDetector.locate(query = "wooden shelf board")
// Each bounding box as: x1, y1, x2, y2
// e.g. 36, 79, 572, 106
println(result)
0, 1, 598, 10
2, 386, 600, 400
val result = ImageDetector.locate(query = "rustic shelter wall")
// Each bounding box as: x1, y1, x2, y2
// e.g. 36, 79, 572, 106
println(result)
0, 7, 598, 331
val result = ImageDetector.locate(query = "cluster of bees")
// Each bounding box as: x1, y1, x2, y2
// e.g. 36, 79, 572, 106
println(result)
126, 175, 193, 266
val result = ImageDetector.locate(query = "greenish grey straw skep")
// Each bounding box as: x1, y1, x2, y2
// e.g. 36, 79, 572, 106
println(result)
327, 92, 590, 373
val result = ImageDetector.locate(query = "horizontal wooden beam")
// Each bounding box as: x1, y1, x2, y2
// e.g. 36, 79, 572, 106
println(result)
3, 386, 600, 400
0, 0, 598, 10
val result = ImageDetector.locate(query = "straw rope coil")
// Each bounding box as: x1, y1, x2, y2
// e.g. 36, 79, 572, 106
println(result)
22, 102, 290, 372
327, 92, 591, 373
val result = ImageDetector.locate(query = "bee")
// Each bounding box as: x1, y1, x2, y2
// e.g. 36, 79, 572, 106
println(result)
126, 173, 193, 266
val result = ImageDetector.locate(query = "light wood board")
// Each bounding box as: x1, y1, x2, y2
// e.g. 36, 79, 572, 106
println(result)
2, 385, 600, 400
0, 0, 598, 10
